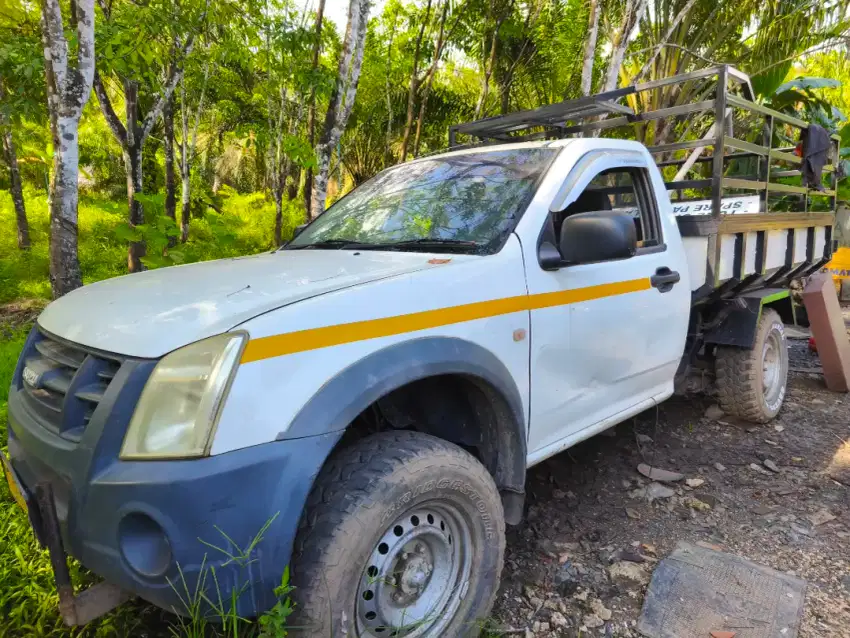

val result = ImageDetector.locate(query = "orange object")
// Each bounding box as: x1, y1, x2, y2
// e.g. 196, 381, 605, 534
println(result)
809, 337, 818, 353
710, 632, 736, 638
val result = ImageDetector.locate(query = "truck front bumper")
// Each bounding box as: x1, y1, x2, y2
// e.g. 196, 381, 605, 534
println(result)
7, 386, 341, 620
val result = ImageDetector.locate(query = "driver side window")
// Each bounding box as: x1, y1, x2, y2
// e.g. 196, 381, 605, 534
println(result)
554, 167, 663, 252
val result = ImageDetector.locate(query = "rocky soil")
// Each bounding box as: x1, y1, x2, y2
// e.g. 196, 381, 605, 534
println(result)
493, 333, 850, 637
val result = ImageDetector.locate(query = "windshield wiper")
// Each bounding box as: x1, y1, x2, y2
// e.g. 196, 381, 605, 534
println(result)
376, 238, 481, 252
286, 239, 378, 250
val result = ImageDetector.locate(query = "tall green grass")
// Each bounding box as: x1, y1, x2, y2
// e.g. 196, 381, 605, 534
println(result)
0, 188, 305, 305
0, 188, 304, 636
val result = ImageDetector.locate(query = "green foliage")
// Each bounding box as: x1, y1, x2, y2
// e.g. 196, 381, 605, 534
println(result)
257, 568, 295, 638
0, 189, 292, 306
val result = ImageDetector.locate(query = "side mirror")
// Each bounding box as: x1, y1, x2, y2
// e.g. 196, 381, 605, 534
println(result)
293, 223, 308, 238
559, 211, 637, 265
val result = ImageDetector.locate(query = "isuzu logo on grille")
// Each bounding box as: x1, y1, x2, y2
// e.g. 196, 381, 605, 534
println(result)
22, 366, 40, 388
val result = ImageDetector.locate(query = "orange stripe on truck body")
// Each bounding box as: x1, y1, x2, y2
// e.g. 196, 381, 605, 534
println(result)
240, 277, 651, 363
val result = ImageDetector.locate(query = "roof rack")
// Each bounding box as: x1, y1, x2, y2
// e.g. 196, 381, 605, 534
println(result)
449, 65, 841, 224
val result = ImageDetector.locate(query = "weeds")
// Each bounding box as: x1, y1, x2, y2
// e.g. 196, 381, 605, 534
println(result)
0, 188, 302, 636
166, 513, 294, 638
0, 188, 304, 305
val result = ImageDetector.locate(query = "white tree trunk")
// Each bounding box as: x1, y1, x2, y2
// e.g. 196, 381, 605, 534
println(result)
602, 0, 649, 92
580, 0, 600, 96
310, 0, 371, 219
40, 0, 96, 298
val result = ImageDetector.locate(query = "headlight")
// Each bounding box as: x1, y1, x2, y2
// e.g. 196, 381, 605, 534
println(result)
120, 333, 246, 460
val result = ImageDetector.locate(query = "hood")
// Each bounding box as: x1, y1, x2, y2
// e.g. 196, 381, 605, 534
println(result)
38, 249, 445, 358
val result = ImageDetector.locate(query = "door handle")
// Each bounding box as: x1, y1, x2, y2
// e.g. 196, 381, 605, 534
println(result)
651, 267, 680, 292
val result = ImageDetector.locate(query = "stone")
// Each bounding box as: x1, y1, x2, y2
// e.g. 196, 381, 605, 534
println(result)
550, 611, 568, 628
636, 433, 654, 445
763, 459, 781, 473
750, 462, 772, 475
694, 492, 720, 508
808, 508, 837, 526
685, 496, 711, 511
790, 523, 812, 536
591, 599, 612, 621
705, 404, 725, 420
552, 489, 567, 499
646, 482, 676, 500
615, 549, 646, 563
753, 504, 773, 516
714, 462, 727, 472
686, 478, 705, 488
554, 562, 581, 596
609, 561, 649, 585
582, 614, 604, 629
637, 463, 685, 482
774, 425, 785, 432
841, 575, 850, 592
625, 507, 641, 520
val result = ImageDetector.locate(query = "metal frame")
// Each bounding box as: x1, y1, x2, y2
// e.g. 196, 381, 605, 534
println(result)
450, 65, 842, 290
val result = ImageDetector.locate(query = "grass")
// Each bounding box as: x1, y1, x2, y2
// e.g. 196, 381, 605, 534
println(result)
0, 189, 304, 637
0, 187, 304, 305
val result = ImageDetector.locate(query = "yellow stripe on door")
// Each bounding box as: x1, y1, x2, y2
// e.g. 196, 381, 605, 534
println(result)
240, 277, 651, 363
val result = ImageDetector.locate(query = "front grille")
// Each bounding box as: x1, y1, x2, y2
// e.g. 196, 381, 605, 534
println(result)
19, 329, 124, 441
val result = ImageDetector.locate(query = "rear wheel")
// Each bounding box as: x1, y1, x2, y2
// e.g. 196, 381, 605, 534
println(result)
716, 307, 788, 423
290, 431, 505, 637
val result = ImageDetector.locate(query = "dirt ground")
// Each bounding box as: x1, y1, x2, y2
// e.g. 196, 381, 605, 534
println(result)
492, 331, 850, 637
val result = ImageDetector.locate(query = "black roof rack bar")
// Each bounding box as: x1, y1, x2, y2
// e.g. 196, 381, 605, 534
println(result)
451, 66, 760, 146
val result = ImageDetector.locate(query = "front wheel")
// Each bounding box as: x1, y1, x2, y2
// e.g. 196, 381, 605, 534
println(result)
716, 307, 788, 423
290, 431, 506, 637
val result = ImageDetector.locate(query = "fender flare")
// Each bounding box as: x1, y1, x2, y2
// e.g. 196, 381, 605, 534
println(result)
279, 337, 528, 518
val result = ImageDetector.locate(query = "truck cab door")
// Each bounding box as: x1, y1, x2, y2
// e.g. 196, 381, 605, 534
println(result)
524, 150, 690, 461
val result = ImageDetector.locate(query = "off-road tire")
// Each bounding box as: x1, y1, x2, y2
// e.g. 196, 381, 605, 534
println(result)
716, 307, 788, 423
289, 431, 506, 637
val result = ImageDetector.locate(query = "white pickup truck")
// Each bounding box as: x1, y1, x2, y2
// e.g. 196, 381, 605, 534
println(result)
4, 67, 840, 636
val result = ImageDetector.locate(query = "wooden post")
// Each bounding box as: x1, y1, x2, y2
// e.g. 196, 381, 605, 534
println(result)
802, 272, 850, 392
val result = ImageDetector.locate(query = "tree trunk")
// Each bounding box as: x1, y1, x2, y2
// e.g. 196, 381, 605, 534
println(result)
180, 138, 191, 243
163, 96, 176, 222
384, 9, 398, 166
40, 0, 96, 298
474, 10, 506, 120
500, 69, 513, 114
413, 0, 451, 157
274, 188, 284, 246
310, 0, 370, 219
303, 0, 327, 217
2, 126, 30, 249
180, 78, 191, 243
49, 117, 84, 296
580, 0, 600, 96
124, 145, 146, 271
400, 0, 432, 162
602, 0, 649, 92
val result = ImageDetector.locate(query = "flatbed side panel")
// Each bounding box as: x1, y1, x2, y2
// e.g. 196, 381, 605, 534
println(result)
683, 237, 708, 290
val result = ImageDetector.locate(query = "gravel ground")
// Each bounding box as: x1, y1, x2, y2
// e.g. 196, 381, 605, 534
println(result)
492, 326, 850, 637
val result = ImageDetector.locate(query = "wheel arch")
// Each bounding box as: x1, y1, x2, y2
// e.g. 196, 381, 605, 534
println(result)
703, 288, 790, 349
280, 337, 528, 524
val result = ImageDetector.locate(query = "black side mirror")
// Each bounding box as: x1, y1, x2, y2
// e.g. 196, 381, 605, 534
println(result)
293, 223, 308, 238
559, 211, 637, 265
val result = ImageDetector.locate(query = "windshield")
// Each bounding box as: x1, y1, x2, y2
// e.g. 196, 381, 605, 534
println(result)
287, 147, 557, 253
